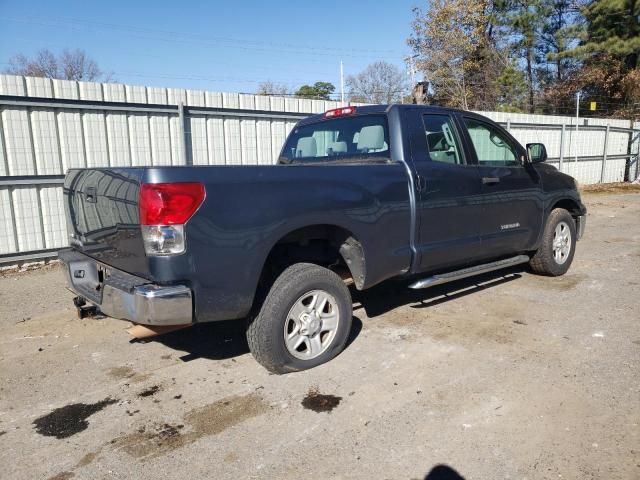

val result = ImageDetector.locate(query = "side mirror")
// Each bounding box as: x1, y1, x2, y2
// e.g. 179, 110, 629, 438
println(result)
526, 143, 547, 163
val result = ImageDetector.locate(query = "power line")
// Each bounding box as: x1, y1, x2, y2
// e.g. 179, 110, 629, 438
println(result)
0, 15, 409, 61
21, 14, 407, 55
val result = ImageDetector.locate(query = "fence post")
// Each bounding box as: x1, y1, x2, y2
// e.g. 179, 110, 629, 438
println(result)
178, 102, 190, 165
600, 125, 609, 183
559, 124, 565, 172
634, 126, 640, 181
506, 119, 511, 132
625, 121, 639, 182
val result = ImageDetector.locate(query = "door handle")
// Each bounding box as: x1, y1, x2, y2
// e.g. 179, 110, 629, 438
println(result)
86, 186, 97, 203
482, 177, 500, 185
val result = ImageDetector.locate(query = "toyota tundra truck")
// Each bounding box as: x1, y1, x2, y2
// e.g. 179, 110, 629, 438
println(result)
60, 104, 586, 373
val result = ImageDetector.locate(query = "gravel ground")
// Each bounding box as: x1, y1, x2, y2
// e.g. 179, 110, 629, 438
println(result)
0, 191, 638, 480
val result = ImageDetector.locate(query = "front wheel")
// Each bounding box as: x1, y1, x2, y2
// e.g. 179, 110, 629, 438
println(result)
529, 208, 577, 276
246, 263, 353, 374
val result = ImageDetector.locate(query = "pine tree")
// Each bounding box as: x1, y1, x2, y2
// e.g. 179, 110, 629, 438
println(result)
537, 0, 582, 84
569, 0, 640, 69
550, 0, 640, 117
495, 0, 546, 113
496, 61, 529, 111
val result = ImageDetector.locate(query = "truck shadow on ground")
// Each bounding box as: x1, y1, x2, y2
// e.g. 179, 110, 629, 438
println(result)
150, 315, 363, 363
352, 266, 525, 319
150, 266, 524, 362
423, 464, 466, 479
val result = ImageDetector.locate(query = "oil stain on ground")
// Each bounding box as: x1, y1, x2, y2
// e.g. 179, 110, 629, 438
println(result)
301, 388, 342, 413
107, 366, 136, 380
112, 393, 268, 459
107, 366, 151, 384
47, 472, 74, 480
75, 450, 100, 468
33, 398, 117, 439
138, 385, 160, 398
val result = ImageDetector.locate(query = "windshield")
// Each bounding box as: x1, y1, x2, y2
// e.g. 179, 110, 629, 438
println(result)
280, 114, 390, 163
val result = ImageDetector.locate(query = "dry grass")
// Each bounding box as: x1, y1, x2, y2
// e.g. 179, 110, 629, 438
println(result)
580, 182, 640, 195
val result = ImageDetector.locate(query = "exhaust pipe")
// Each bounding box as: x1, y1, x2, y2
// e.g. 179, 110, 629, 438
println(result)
127, 324, 192, 339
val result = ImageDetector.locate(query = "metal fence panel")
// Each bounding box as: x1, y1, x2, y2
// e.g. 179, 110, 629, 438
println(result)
0, 188, 16, 254
0, 74, 638, 262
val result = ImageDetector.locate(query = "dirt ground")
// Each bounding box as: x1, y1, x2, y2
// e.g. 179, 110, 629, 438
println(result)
0, 191, 638, 480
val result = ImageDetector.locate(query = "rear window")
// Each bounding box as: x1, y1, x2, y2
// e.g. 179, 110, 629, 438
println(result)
280, 114, 390, 163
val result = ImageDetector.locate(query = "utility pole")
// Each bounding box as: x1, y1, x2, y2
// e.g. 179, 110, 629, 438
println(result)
340, 60, 345, 105
407, 56, 416, 86
575, 91, 580, 163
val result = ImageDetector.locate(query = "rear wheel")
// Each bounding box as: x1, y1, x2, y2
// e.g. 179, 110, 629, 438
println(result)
530, 208, 576, 276
247, 263, 352, 374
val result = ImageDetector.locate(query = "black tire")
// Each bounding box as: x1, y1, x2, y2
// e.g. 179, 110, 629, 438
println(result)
246, 263, 353, 374
530, 208, 577, 276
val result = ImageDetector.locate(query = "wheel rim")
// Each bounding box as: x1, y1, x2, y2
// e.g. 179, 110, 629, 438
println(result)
552, 221, 572, 265
283, 289, 340, 360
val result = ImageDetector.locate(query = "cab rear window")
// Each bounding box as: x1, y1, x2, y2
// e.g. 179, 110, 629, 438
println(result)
280, 115, 390, 163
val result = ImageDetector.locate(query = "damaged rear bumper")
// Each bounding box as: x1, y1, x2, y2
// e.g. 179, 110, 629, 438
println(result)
59, 249, 193, 326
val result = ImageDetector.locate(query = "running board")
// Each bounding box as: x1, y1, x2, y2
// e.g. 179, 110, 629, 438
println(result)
408, 255, 530, 289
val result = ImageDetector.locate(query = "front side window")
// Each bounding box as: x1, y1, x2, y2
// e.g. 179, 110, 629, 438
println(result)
422, 114, 464, 165
464, 118, 519, 167
280, 114, 389, 163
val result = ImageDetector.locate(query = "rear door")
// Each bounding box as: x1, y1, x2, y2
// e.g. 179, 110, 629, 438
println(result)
457, 115, 543, 257
405, 109, 484, 272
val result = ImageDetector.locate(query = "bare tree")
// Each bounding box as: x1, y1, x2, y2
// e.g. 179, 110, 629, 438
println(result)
408, 0, 493, 110
346, 61, 409, 104
4, 48, 110, 81
256, 81, 291, 96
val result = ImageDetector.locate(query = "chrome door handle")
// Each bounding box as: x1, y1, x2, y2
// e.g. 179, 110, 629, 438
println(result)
482, 177, 500, 185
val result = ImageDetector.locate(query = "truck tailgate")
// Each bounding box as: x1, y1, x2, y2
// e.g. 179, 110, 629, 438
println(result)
64, 168, 150, 278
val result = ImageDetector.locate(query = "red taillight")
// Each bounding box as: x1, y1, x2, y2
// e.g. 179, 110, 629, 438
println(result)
139, 183, 205, 225
324, 106, 356, 118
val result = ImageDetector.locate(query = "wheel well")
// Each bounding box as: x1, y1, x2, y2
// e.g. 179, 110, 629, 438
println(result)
257, 225, 365, 295
551, 198, 581, 217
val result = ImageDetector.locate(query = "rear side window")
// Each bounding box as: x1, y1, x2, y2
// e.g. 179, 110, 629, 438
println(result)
422, 114, 464, 165
280, 114, 389, 163
464, 118, 519, 167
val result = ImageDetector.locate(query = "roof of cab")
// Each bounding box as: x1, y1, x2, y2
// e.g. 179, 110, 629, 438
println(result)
296, 103, 476, 126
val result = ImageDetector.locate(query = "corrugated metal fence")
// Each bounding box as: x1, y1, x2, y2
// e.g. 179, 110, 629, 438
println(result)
0, 74, 638, 263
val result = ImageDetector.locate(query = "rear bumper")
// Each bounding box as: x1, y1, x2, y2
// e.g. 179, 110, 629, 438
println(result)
59, 249, 193, 326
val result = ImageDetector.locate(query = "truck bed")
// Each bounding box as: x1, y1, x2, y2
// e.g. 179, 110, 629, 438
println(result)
64, 164, 413, 322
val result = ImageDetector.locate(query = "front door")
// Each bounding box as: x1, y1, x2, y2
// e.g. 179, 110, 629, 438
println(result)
458, 116, 543, 258
405, 110, 484, 273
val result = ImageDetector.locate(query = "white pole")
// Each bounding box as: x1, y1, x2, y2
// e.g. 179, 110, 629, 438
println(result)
340, 60, 345, 105
407, 58, 416, 105
575, 91, 580, 162
409, 57, 416, 86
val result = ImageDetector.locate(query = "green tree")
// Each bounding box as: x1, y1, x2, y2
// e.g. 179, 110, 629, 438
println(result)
295, 82, 335, 100
537, 0, 582, 84
546, 0, 640, 117
495, 0, 546, 113
496, 60, 529, 111
566, 0, 640, 70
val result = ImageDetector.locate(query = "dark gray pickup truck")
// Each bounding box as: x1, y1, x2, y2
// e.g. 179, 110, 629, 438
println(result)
60, 104, 586, 373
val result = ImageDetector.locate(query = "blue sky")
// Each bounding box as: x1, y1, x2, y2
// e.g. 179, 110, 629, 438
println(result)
0, 0, 420, 96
